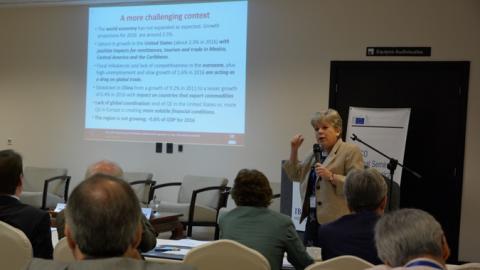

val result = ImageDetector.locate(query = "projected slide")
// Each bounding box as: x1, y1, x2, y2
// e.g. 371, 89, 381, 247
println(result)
85, 1, 247, 145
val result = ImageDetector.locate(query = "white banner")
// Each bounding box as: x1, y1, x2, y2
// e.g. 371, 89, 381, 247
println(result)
346, 107, 411, 185
291, 182, 305, 231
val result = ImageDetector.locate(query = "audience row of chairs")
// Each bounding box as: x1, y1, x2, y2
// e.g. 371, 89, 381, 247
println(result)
18, 167, 231, 239
0, 221, 370, 270
7, 223, 479, 270
9, 168, 479, 270
19, 167, 282, 240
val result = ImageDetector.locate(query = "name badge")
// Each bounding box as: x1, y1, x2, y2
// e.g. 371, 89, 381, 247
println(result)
309, 196, 316, 208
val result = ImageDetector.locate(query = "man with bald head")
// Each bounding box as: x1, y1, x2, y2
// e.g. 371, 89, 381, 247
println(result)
25, 174, 193, 269
56, 160, 157, 252
84, 160, 123, 178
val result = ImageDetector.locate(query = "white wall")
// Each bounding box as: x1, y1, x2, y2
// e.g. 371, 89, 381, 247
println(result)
0, 0, 479, 261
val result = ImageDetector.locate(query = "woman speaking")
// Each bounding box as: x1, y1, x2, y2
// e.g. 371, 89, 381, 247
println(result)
283, 108, 364, 245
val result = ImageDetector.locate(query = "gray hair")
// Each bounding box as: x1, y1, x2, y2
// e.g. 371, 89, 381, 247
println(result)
310, 109, 343, 136
375, 208, 444, 267
344, 168, 387, 212
65, 174, 142, 257
85, 160, 124, 179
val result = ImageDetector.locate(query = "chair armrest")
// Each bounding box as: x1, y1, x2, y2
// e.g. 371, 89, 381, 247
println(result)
130, 180, 156, 186
42, 175, 71, 210
130, 180, 157, 205
130, 180, 157, 192
214, 187, 231, 240
188, 186, 227, 226
188, 185, 230, 238
218, 187, 232, 210
148, 182, 182, 203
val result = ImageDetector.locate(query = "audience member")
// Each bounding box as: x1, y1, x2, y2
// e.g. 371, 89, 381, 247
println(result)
25, 174, 194, 269
0, 149, 53, 259
368, 208, 450, 270
85, 159, 124, 178
56, 160, 157, 252
316, 168, 387, 264
219, 169, 313, 270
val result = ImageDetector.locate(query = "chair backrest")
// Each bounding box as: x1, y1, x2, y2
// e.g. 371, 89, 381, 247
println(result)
183, 239, 270, 270
53, 237, 75, 263
0, 221, 33, 269
123, 171, 154, 205
449, 263, 480, 270
305, 255, 374, 270
23, 166, 68, 197
269, 181, 281, 212
178, 175, 228, 209
123, 171, 154, 182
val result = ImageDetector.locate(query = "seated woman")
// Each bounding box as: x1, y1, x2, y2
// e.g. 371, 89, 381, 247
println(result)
219, 169, 313, 270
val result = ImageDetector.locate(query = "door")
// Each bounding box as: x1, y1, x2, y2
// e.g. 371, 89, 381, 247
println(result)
329, 61, 469, 263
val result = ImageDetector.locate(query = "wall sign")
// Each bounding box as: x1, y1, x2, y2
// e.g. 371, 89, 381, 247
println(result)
366, 47, 431, 56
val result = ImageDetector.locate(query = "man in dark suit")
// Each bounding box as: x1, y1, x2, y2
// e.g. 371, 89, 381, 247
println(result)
316, 168, 387, 264
25, 174, 193, 270
0, 149, 53, 259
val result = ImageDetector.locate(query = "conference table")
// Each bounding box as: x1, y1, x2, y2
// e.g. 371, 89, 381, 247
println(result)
143, 238, 321, 269
149, 212, 184, 239
50, 211, 184, 240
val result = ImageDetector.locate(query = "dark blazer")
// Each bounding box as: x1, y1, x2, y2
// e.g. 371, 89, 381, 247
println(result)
0, 195, 53, 259
316, 211, 382, 265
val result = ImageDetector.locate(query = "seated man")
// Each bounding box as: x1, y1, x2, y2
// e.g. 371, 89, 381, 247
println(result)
316, 168, 387, 264
369, 208, 450, 270
56, 160, 157, 252
219, 169, 313, 270
26, 174, 194, 269
0, 149, 53, 259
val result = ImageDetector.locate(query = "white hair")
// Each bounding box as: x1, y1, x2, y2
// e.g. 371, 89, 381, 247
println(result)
344, 168, 387, 212
375, 208, 444, 266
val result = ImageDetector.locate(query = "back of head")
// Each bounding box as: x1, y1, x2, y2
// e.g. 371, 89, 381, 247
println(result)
344, 168, 387, 212
231, 169, 272, 207
65, 174, 141, 258
85, 160, 124, 179
0, 149, 23, 195
375, 208, 445, 267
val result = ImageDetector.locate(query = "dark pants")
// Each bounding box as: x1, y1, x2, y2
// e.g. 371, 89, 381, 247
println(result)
304, 212, 320, 246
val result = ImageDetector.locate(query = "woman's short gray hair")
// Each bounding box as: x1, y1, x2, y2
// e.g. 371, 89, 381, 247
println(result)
344, 168, 387, 212
310, 109, 343, 136
374, 208, 445, 267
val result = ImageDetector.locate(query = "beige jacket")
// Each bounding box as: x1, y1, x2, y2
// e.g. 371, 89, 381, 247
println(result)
283, 139, 364, 223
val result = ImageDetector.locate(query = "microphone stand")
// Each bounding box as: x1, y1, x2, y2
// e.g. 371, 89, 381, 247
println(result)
350, 133, 422, 211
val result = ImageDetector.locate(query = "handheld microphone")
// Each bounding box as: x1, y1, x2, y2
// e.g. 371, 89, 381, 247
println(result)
313, 144, 322, 163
